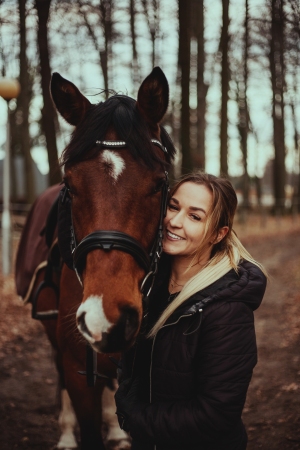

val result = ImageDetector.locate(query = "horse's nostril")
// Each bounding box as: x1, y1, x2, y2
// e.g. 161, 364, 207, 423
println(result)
77, 312, 93, 339
123, 308, 139, 342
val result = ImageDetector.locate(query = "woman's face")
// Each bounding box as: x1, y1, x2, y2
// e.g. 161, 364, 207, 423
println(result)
163, 182, 213, 261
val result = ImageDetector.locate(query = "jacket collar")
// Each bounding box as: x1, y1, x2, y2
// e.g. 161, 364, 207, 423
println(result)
167, 260, 266, 321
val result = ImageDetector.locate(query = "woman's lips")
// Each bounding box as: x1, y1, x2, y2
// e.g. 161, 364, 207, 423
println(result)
166, 229, 184, 241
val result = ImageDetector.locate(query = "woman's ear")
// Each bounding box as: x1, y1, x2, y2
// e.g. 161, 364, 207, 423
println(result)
210, 226, 229, 245
215, 226, 229, 244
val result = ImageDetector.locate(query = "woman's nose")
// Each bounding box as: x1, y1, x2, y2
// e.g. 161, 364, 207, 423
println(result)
169, 212, 183, 228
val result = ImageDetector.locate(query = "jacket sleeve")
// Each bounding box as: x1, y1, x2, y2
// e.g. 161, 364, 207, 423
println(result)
129, 300, 257, 446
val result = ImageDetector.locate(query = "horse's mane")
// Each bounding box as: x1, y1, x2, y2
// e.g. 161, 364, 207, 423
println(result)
61, 95, 176, 168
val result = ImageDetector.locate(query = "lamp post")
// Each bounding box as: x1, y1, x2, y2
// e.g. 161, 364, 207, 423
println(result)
0, 79, 20, 275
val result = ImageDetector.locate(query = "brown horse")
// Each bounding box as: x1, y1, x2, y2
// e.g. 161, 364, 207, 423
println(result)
16, 67, 175, 449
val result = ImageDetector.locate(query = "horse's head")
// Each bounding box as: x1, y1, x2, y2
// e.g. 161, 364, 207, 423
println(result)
51, 68, 175, 352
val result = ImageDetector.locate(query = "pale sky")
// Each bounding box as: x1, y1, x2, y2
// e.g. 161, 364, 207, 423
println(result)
0, 0, 299, 180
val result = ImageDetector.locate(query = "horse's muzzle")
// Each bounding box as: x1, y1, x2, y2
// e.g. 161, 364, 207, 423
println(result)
100, 307, 140, 353
77, 305, 140, 353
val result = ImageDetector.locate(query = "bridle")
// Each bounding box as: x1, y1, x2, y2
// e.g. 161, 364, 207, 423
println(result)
61, 138, 169, 386
62, 138, 169, 310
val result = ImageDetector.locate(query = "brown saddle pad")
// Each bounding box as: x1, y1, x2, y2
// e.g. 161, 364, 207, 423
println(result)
15, 184, 61, 302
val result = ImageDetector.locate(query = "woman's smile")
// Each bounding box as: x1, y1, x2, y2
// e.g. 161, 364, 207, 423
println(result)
165, 229, 185, 241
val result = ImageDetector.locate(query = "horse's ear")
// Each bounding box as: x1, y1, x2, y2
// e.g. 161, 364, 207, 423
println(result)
136, 67, 169, 127
50, 73, 91, 126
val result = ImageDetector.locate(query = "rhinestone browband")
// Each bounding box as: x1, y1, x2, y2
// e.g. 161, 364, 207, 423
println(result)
96, 139, 168, 154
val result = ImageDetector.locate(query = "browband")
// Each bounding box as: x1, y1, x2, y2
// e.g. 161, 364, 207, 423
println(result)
96, 139, 168, 154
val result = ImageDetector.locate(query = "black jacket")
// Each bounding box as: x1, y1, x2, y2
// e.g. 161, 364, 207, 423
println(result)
120, 259, 267, 450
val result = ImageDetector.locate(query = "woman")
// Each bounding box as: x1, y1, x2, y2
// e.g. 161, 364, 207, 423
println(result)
115, 172, 267, 450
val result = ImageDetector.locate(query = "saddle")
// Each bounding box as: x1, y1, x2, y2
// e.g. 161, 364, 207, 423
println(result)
15, 185, 61, 310
15, 180, 80, 319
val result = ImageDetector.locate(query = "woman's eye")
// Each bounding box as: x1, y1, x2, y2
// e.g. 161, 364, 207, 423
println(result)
190, 214, 201, 221
168, 204, 178, 211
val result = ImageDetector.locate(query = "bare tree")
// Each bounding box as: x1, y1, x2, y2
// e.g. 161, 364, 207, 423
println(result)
35, 0, 61, 185
291, 100, 299, 211
99, 0, 113, 93
237, 0, 250, 209
0, 5, 6, 77
220, 0, 230, 176
192, 0, 208, 170
141, 0, 159, 68
78, 0, 114, 97
284, 0, 300, 211
269, 0, 286, 212
17, 0, 35, 203
0, 2, 17, 200
130, 0, 139, 88
179, 0, 192, 174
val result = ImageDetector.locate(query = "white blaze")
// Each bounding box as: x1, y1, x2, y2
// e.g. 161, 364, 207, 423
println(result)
102, 150, 125, 181
76, 295, 112, 343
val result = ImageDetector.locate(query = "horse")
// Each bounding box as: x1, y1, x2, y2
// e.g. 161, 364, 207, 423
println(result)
15, 67, 175, 450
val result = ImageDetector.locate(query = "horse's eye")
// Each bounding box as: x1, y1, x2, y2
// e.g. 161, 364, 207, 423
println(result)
153, 179, 165, 193
63, 179, 73, 197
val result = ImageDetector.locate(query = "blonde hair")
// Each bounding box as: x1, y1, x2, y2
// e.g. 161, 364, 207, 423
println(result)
147, 172, 266, 338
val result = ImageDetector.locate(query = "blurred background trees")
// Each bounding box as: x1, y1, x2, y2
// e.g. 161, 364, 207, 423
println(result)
0, 0, 299, 214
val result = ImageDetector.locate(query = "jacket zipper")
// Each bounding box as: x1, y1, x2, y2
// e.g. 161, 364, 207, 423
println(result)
130, 338, 139, 379
149, 313, 193, 450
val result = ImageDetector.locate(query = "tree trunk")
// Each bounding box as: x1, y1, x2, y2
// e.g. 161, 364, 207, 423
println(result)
35, 0, 61, 186
239, 0, 249, 208
79, 1, 112, 98
220, 0, 229, 176
130, 0, 139, 90
142, 0, 158, 68
195, 0, 207, 170
18, 0, 35, 203
269, 0, 286, 213
179, 0, 192, 174
291, 102, 299, 212
99, 0, 113, 96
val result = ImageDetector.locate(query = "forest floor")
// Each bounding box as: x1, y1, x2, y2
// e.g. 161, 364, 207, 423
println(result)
0, 213, 300, 449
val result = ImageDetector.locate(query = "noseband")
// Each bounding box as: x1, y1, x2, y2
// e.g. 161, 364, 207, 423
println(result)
63, 139, 169, 305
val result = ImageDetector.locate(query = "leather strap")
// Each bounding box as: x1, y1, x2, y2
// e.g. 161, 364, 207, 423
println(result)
73, 230, 150, 274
